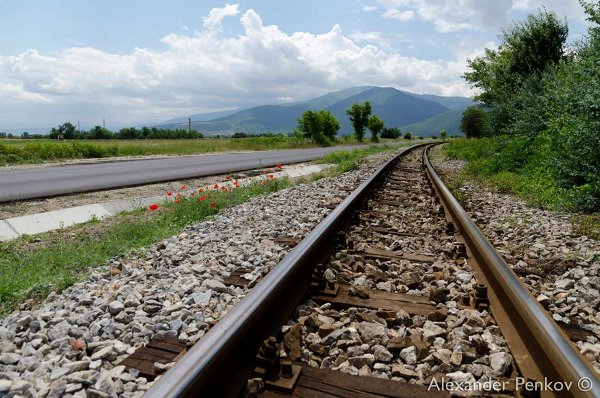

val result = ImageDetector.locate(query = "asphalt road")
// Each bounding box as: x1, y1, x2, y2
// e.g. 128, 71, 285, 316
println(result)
0, 144, 401, 202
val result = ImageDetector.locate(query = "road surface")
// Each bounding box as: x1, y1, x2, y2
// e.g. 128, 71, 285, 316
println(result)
0, 144, 402, 202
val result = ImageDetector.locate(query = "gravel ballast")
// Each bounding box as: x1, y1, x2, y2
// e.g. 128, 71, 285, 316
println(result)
0, 149, 404, 397
431, 146, 600, 373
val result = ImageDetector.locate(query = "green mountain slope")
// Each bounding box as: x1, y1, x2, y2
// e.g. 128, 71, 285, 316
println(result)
401, 110, 464, 136
153, 86, 471, 135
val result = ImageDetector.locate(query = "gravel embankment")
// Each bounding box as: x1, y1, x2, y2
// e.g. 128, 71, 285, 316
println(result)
0, 150, 403, 398
282, 149, 515, 395
430, 146, 600, 373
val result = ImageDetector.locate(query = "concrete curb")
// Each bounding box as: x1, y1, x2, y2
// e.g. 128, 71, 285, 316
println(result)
0, 163, 332, 241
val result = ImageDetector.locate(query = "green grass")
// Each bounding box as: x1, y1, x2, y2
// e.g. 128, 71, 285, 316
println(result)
443, 137, 570, 211
0, 145, 404, 315
0, 136, 408, 165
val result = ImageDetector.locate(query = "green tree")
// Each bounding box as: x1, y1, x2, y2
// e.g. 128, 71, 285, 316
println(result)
440, 129, 448, 141
49, 122, 78, 139
460, 107, 489, 138
381, 127, 400, 139
296, 109, 340, 146
367, 115, 384, 142
464, 10, 568, 134
88, 126, 114, 139
346, 102, 371, 142
403, 132, 412, 140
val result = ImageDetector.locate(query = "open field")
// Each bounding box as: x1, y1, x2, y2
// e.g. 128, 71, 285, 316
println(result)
0, 136, 410, 165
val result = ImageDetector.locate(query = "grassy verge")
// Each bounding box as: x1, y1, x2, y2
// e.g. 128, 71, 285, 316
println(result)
442, 138, 600, 239
442, 137, 570, 210
0, 137, 409, 165
0, 145, 402, 316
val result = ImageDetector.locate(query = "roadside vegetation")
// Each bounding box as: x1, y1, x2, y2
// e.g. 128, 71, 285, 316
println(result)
454, 1, 600, 213
0, 133, 412, 166
0, 145, 402, 315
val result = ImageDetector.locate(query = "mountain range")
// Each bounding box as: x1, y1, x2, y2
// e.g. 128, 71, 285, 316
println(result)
154, 86, 472, 136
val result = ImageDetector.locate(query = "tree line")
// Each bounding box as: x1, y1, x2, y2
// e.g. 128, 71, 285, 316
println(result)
295, 101, 413, 145
459, 1, 600, 211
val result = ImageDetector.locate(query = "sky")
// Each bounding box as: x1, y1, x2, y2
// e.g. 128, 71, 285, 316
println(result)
0, 0, 592, 132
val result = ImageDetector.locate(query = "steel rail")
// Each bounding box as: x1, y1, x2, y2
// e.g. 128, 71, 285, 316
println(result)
144, 144, 423, 398
423, 145, 600, 398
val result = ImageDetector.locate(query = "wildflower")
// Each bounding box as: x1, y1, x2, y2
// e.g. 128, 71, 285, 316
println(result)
174, 198, 180, 204
166, 191, 173, 197
261, 180, 267, 186
181, 185, 187, 190
225, 176, 231, 180
210, 202, 217, 208
276, 163, 283, 169
214, 183, 219, 189
198, 188, 204, 193
199, 195, 207, 201
268, 174, 274, 179
148, 203, 160, 211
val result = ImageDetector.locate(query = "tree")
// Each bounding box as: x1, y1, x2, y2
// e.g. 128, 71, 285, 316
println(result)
463, 10, 568, 134
49, 122, 78, 139
88, 126, 114, 139
346, 102, 371, 142
460, 107, 488, 138
440, 129, 447, 141
381, 127, 401, 139
403, 132, 412, 140
296, 109, 340, 146
367, 115, 384, 142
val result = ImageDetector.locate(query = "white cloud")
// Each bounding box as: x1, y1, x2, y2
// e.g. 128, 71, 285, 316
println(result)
0, 6, 473, 127
378, 0, 514, 32
382, 9, 415, 21
363, 5, 378, 11
202, 3, 239, 31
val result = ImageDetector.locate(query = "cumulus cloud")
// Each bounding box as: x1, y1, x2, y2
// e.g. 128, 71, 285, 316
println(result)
202, 3, 239, 31
0, 5, 472, 127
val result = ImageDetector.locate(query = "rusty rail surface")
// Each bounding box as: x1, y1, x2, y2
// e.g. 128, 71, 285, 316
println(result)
144, 144, 424, 397
423, 145, 599, 398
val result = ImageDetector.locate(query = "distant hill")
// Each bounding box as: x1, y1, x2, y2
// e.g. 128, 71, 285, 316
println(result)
154, 86, 472, 136
401, 110, 465, 136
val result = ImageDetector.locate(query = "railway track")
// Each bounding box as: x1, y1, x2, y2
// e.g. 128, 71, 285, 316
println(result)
140, 144, 599, 397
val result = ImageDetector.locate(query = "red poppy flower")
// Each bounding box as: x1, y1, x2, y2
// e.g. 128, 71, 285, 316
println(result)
174, 198, 180, 204
181, 185, 186, 190
225, 176, 231, 180
198, 188, 204, 193
261, 180, 267, 186
276, 163, 283, 169
214, 183, 219, 189
210, 202, 217, 208
148, 203, 159, 211
166, 191, 173, 197
268, 174, 274, 179
199, 195, 207, 201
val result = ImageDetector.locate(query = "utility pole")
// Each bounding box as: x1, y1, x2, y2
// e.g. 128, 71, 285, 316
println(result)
103, 118, 105, 129
188, 117, 191, 132
77, 120, 80, 131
